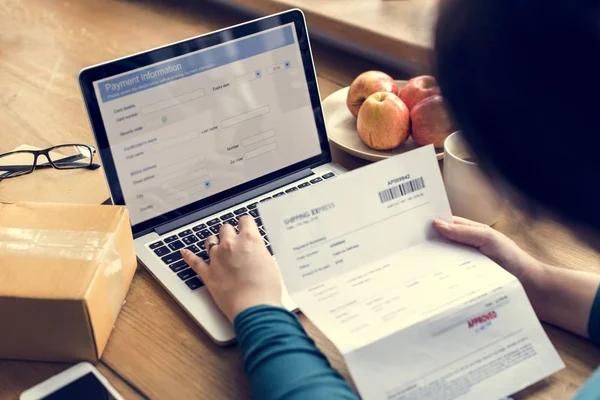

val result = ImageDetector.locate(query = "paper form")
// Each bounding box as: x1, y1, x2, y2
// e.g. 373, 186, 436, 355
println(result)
258, 145, 564, 400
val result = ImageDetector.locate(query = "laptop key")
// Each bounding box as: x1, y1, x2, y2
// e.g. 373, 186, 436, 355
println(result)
192, 223, 207, 232
273, 192, 285, 197
259, 229, 267, 236
310, 177, 323, 184
178, 229, 193, 237
185, 277, 204, 290
185, 244, 200, 253
169, 260, 187, 273
298, 182, 311, 188
182, 235, 199, 245
153, 246, 170, 257
285, 187, 298, 193
197, 229, 211, 239
161, 252, 182, 265
149, 241, 163, 249
260, 197, 272, 203
207, 218, 220, 226
220, 212, 234, 221
197, 250, 209, 261
209, 224, 222, 234
233, 207, 247, 215
263, 238, 269, 246
164, 235, 178, 243
249, 209, 260, 218
247, 202, 258, 209
224, 218, 238, 227
322, 172, 335, 179
267, 245, 273, 255
177, 268, 197, 281
168, 240, 184, 251
199, 240, 206, 250
255, 217, 263, 227
264, 235, 270, 242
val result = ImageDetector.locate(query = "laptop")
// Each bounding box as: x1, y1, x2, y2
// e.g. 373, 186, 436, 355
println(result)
78, 9, 346, 344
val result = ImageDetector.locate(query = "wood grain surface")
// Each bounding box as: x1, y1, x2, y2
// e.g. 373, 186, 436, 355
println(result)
219, 0, 438, 69
1, 1, 599, 400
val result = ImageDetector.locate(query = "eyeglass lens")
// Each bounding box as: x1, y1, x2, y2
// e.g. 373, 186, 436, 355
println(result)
48, 145, 93, 169
0, 152, 35, 179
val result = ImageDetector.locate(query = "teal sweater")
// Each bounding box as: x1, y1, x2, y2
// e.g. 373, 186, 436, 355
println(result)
234, 294, 600, 400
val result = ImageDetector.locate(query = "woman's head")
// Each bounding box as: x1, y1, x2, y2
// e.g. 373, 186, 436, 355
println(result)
435, 0, 600, 231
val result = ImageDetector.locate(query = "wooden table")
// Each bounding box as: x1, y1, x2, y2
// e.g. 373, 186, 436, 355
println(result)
1, 1, 599, 399
218, 0, 438, 71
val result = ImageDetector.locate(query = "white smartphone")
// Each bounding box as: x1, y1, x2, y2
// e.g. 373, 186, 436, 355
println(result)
20, 362, 125, 400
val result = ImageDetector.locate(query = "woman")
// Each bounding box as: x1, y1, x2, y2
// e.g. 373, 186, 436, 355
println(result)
180, 0, 600, 398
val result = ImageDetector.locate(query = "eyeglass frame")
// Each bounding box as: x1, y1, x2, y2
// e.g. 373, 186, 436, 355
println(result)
0, 144, 101, 180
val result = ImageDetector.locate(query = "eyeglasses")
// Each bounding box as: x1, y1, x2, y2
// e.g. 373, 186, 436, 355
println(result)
0, 144, 101, 180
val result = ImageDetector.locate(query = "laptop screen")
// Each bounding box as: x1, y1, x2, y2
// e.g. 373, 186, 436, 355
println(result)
91, 23, 322, 226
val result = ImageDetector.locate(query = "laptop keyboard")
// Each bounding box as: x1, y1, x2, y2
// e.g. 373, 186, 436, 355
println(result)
146, 171, 337, 291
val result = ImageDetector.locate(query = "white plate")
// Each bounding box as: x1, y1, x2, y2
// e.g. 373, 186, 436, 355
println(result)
322, 80, 444, 161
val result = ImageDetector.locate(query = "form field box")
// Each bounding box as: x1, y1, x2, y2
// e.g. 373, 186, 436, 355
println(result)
160, 157, 205, 178
267, 61, 290, 74
242, 129, 275, 147
221, 105, 270, 128
165, 183, 206, 204
142, 89, 205, 115
144, 118, 164, 131
152, 131, 199, 151
245, 142, 278, 160
163, 168, 208, 189
236, 70, 261, 85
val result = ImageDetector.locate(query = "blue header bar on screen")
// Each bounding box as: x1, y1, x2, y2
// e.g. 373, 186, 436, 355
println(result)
97, 26, 295, 102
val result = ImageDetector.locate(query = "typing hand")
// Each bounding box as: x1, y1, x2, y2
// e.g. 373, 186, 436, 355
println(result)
181, 216, 283, 322
433, 217, 543, 283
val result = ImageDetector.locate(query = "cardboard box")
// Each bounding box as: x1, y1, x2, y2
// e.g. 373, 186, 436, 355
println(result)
0, 202, 137, 362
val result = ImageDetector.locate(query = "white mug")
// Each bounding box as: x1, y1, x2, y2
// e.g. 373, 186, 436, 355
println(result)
443, 131, 505, 225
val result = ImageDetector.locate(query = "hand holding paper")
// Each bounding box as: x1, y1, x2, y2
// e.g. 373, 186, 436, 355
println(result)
258, 145, 563, 400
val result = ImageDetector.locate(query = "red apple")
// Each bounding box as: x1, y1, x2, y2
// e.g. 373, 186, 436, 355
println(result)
399, 75, 441, 111
357, 92, 410, 150
347, 71, 398, 118
410, 95, 457, 148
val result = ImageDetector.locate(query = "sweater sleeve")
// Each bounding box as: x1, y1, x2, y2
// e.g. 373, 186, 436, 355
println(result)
233, 305, 359, 400
574, 285, 600, 399
575, 367, 600, 400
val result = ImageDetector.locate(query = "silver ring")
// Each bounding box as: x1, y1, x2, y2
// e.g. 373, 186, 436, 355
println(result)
206, 241, 219, 253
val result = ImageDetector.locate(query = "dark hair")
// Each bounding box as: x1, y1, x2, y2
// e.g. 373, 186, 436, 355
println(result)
435, 0, 600, 230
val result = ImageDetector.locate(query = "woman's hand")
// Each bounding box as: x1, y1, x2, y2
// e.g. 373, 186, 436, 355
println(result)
434, 216, 600, 339
181, 216, 283, 322
433, 217, 543, 284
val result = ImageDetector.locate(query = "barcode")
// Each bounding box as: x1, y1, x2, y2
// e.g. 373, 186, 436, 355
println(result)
378, 177, 425, 203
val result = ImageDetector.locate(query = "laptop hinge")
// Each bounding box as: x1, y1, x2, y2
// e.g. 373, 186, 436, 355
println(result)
153, 168, 314, 236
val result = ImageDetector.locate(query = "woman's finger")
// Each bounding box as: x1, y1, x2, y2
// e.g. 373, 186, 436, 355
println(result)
238, 215, 260, 236
452, 216, 487, 227
181, 249, 209, 280
433, 219, 493, 249
205, 235, 220, 255
219, 222, 236, 240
